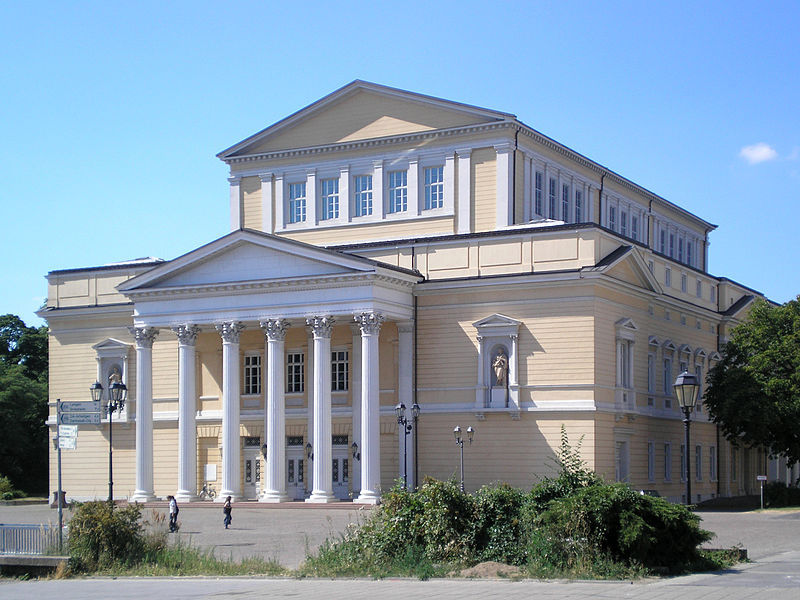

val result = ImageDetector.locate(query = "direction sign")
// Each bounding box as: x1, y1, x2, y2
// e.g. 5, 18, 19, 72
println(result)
58, 425, 78, 438
59, 401, 102, 413
757, 475, 767, 481
59, 412, 101, 425
58, 437, 77, 450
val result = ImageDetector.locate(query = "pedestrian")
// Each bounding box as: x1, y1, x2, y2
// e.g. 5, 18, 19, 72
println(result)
223, 495, 232, 529
168, 495, 179, 532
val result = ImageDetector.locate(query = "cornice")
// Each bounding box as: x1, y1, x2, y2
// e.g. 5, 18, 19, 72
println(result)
222, 122, 515, 166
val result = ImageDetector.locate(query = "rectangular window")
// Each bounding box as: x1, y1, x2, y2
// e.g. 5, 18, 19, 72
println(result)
710, 446, 717, 480
424, 166, 444, 210
243, 353, 262, 395
388, 170, 408, 213
354, 175, 373, 217
288, 182, 306, 223
669, 233, 675, 257
618, 340, 633, 389
575, 189, 583, 222
647, 353, 655, 394
695, 365, 703, 413
620, 210, 628, 237
562, 183, 570, 222
687, 241, 694, 266
663, 357, 672, 407
680, 444, 687, 481
664, 442, 672, 481
534, 171, 544, 216
681, 274, 687, 293
286, 352, 305, 393
549, 177, 557, 218
331, 350, 349, 392
631, 215, 638, 240
321, 178, 339, 220
609, 205, 617, 231
665, 267, 672, 287
678, 237, 684, 263
696, 280, 702, 298
660, 230, 666, 254
648, 442, 655, 481
696, 445, 702, 481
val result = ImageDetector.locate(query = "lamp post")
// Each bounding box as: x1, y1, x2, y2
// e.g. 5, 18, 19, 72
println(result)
453, 426, 474, 492
673, 371, 700, 505
91, 380, 127, 505
395, 402, 420, 490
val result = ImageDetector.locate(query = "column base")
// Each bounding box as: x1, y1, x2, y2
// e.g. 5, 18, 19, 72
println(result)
355, 491, 381, 505
130, 491, 156, 503
305, 491, 338, 503
175, 492, 199, 503
216, 491, 241, 502
259, 491, 290, 503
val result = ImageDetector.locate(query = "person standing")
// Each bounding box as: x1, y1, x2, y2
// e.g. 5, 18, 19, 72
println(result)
168, 495, 179, 532
223, 496, 232, 529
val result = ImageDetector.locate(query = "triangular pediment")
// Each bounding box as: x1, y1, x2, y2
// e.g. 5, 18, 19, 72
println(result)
473, 314, 522, 337
118, 229, 405, 293
586, 246, 662, 294
92, 338, 130, 352
218, 81, 513, 158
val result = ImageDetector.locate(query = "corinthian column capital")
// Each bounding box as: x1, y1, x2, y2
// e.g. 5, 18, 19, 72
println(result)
260, 318, 289, 342
130, 326, 158, 348
354, 312, 384, 336
216, 321, 245, 343
306, 316, 335, 339
172, 324, 200, 346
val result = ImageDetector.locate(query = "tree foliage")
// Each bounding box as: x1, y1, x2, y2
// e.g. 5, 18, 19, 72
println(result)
0, 314, 49, 493
704, 297, 800, 463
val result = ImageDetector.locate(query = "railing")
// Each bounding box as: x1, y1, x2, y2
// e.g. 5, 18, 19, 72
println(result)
0, 524, 63, 555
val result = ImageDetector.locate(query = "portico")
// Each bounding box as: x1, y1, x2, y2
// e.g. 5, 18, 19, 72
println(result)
116, 229, 419, 504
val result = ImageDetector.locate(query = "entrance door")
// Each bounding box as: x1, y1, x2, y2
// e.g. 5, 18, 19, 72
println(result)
332, 450, 349, 500
287, 449, 306, 500
243, 449, 261, 500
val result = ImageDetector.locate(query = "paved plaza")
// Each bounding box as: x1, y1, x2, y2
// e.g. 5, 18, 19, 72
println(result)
1, 502, 798, 599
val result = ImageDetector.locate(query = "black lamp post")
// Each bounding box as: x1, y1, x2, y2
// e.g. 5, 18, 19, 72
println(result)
673, 371, 700, 505
453, 425, 474, 492
395, 402, 420, 490
91, 380, 127, 505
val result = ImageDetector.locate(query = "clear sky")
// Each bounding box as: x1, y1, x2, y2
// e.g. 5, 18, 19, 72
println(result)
2, 1, 798, 328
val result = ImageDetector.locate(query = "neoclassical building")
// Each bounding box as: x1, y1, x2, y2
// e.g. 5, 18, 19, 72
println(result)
42, 81, 793, 505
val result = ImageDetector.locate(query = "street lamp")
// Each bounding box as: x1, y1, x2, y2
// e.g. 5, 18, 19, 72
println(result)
673, 371, 700, 505
395, 402, 420, 490
91, 380, 127, 505
453, 425, 474, 492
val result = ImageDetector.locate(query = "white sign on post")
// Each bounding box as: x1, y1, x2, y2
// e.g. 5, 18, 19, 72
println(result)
59, 401, 102, 413
59, 437, 77, 450
58, 425, 78, 438
59, 412, 101, 425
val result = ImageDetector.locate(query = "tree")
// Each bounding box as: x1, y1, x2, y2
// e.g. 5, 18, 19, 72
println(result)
0, 314, 49, 493
704, 297, 800, 464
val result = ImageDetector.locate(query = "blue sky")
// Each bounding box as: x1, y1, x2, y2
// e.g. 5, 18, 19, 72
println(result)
1, 1, 798, 327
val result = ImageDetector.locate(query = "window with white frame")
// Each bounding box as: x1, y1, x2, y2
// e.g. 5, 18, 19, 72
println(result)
620, 210, 628, 237
331, 349, 348, 392
575, 188, 583, 222
696, 279, 702, 298
388, 170, 408, 213
648, 441, 655, 481
548, 177, 557, 218
286, 352, 304, 393
354, 175, 373, 217
695, 445, 702, 481
680, 444, 687, 481
424, 166, 444, 210
710, 446, 717, 480
288, 182, 306, 223
534, 171, 543, 216
659, 229, 666, 254
321, 178, 339, 220
609, 205, 617, 231
669, 233, 675, 258
631, 215, 639, 240
687, 241, 694, 267
665, 267, 672, 288
647, 353, 655, 406
678, 237, 684, 263
561, 183, 570, 222
664, 442, 672, 481
243, 353, 262, 396
663, 356, 672, 407
618, 339, 633, 389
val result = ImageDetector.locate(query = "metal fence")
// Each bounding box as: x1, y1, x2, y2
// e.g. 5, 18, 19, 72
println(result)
0, 524, 64, 555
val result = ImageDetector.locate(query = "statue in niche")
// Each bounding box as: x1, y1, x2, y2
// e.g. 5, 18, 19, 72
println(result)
492, 351, 508, 387
108, 365, 122, 385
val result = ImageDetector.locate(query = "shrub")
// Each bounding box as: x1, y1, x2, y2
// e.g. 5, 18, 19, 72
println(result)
67, 502, 148, 571
765, 481, 800, 507
0, 474, 24, 500
471, 483, 526, 565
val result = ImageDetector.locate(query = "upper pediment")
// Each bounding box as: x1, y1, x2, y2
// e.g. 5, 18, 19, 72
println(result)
118, 229, 415, 294
584, 245, 662, 294
218, 81, 514, 159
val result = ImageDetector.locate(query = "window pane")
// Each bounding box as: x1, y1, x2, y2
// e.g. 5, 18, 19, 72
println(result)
534, 171, 543, 215
321, 178, 339, 220
388, 170, 408, 213
354, 175, 373, 217
424, 167, 444, 210
289, 182, 306, 223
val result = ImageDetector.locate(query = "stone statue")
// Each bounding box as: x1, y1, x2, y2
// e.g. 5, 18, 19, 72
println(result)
492, 352, 508, 387
108, 366, 122, 385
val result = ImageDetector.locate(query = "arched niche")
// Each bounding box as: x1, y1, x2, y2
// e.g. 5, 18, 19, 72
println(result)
473, 314, 521, 413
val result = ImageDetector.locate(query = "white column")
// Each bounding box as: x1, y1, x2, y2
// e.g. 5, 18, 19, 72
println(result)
130, 326, 158, 502
355, 312, 384, 504
275, 174, 285, 230
373, 160, 384, 219
216, 321, 244, 501
339, 166, 350, 222
456, 149, 472, 234
407, 157, 419, 216
397, 321, 414, 490
495, 144, 514, 228
229, 176, 242, 231
306, 316, 337, 503
260, 173, 273, 234
260, 319, 289, 502
350, 323, 362, 496
444, 152, 456, 217
173, 325, 199, 502
306, 169, 317, 226
305, 329, 314, 494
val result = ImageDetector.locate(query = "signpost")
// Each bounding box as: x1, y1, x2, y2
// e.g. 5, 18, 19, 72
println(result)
757, 475, 767, 509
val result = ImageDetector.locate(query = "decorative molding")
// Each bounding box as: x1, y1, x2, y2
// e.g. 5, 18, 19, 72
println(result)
306, 315, 335, 338
129, 326, 158, 348
260, 318, 288, 341
215, 321, 245, 343
354, 312, 384, 335
172, 324, 199, 346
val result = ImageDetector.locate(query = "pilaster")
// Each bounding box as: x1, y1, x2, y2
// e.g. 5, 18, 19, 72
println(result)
229, 176, 242, 231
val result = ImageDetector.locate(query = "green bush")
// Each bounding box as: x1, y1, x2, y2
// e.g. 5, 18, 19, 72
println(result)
0, 474, 25, 500
67, 502, 154, 571
765, 481, 800, 507
471, 483, 526, 565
